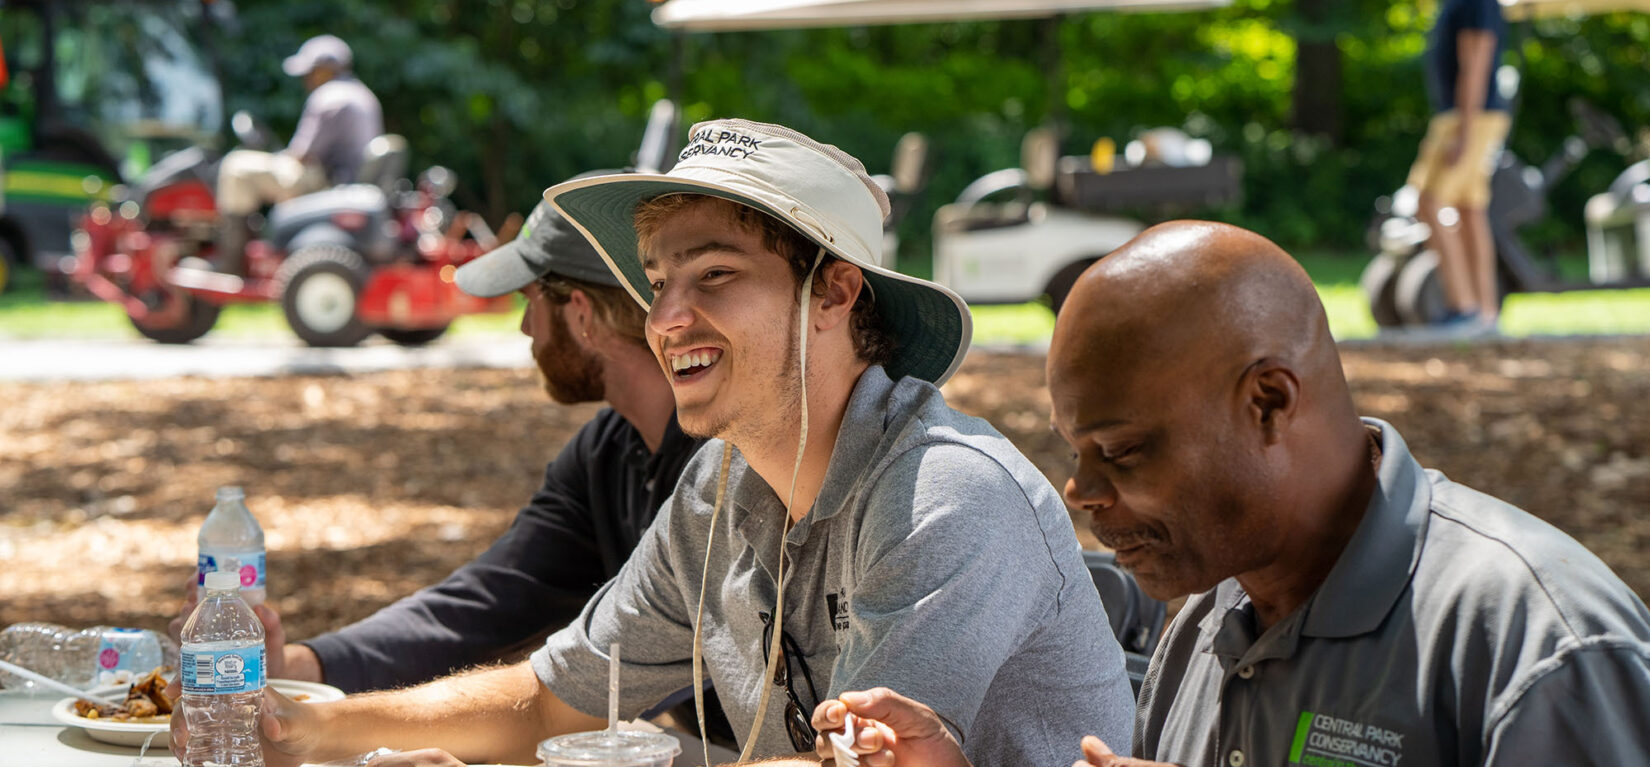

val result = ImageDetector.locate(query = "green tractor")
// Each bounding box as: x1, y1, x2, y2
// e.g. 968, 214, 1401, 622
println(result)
0, 0, 225, 294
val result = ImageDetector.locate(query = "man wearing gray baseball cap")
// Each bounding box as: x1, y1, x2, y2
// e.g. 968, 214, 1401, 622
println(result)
174, 122, 1134, 767
213, 34, 382, 275
182, 192, 705, 695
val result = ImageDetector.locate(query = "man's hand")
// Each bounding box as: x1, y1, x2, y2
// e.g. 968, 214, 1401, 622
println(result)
256, 602, 292, 680
254, 602, 330, 683
810, 688, 970, 767
169, 579, 199, 644
1073, 735, 1182, 767
171, 576, 321, 682
167, 678, 325, 767
1444, 124, 1468, 168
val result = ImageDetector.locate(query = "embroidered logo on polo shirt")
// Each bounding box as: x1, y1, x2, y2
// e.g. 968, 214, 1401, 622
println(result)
1288, 711, 1405, 767
825, 592, 850, 632
680, 127, 764, 162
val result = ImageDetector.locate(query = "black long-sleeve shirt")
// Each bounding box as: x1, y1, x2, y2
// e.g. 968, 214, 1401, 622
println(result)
302, 409, 701, 693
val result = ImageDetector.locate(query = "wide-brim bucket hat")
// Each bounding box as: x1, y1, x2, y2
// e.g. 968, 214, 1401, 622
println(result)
543, 118, 972, 386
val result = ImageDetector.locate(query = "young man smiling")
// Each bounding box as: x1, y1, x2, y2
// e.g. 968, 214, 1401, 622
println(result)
169, 121, 1134, 767
534, 118, 1135, 765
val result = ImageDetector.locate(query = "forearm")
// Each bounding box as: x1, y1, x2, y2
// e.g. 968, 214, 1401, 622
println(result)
301, 590, 536, 693
308, 661, 601, 764
303, 539, 597, 692
1454, 30, 1497, 121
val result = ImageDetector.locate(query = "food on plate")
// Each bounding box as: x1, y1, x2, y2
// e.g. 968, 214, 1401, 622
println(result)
73, 666, 173, 723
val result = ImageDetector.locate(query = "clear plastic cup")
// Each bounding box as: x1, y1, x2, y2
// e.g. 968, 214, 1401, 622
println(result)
536, 730, 681, 767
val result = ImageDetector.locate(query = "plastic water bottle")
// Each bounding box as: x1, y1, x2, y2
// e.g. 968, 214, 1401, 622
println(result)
0, 623, 178, 690
197, 486, 266, 606
180, 569, 266, 767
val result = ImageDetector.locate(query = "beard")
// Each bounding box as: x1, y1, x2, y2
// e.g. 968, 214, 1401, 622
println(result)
534, 309, 605, 405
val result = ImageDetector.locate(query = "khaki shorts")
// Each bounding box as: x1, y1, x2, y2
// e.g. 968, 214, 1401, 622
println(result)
217, 149, 328, 216
1405, 110, 1510, 209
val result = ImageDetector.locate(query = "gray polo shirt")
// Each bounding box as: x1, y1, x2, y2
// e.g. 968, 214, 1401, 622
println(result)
532, 366, 1135, 764
286, 76, 383, 184
1136, 418, 1650, 767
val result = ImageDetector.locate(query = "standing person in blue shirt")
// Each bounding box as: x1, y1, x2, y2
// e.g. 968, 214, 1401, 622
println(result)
1406, 0, 1511, 333
214, 35, 383, 275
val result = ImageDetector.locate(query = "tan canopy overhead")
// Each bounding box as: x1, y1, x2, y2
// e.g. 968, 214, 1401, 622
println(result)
1499, 0, 1650, 20
652, 0, 1232, 31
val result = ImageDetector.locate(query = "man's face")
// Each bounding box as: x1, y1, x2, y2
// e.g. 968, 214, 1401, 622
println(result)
641, 200, 800, 441
302, 65, 335, 92
1048, 354, 1275, 601
520, 282, 604, 404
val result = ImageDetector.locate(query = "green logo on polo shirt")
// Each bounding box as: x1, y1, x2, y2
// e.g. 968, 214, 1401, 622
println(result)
1289, 710, 1405, 767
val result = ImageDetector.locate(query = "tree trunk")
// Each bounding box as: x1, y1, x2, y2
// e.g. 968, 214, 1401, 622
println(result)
1292, 0, 1342, 143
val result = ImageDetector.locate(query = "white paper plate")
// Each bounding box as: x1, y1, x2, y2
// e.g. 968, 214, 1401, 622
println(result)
51, 678, 345, 748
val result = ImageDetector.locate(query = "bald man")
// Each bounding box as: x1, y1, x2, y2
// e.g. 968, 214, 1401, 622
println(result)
812, 221, 1650, 767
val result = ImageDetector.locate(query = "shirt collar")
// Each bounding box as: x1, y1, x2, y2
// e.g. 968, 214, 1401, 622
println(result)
1200, 581, 1245, 632
1298, 418, 1433, 638
799, 365, 895, 532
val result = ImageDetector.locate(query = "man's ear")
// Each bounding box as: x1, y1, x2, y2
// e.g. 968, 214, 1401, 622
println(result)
1243, 358, 1300, 445
813, 261, 864, 332
565, 288, 595, 341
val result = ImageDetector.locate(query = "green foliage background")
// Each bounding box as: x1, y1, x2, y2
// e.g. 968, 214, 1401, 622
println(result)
215, 0, 1650, 268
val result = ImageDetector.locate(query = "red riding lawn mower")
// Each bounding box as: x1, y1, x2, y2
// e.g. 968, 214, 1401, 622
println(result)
68, 117, 513, 346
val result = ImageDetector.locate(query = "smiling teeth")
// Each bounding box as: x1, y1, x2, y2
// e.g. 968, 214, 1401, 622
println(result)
670, 349, 722, 372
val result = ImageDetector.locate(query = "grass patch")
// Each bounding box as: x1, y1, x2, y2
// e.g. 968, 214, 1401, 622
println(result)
1500, 289, 1650, 336
971, 303, 1057, 346
4, 253, 1649, 346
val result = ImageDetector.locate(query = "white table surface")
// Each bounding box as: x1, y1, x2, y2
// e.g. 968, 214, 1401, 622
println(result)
0, 691, 740, 767
0, 690, 174, 766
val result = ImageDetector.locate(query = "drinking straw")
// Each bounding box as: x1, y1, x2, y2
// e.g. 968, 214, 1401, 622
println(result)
607, 642, 620, 735
0, 658, 118, 702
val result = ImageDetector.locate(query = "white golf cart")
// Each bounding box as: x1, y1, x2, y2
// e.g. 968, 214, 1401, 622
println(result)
651, 0, 1242, 314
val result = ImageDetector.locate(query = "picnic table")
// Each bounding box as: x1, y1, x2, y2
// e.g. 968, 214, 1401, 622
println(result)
0, 689, 174, 767
0, 689, 737, 767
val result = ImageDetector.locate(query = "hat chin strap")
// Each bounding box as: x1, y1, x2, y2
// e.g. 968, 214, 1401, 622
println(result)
691, 443, 732, 767
693, 246, 826, 763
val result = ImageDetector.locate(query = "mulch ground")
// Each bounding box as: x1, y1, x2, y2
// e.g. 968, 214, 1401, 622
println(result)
3, 337, 1647, 641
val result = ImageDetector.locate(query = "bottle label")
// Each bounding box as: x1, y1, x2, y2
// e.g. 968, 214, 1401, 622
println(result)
197, 550, 266, 589
180, 645, 265, 695
93, 628, 151, 686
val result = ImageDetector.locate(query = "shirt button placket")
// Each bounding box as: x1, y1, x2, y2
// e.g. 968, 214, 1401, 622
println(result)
1227, 749, 1246, 767
1236, 665, 1255, 680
